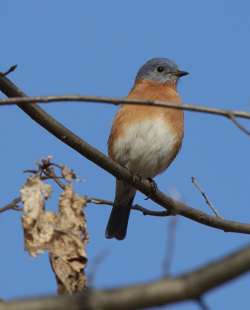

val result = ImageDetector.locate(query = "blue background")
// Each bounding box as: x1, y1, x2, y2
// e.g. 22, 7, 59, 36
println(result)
1, 1, 250, 309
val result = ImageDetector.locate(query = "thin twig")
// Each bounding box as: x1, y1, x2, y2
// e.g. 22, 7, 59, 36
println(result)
0, 197, 22, 213
24, 162, 66, 190
85, 196, 171, 216
88, 249, 110, 286
0, 65, 17, 77
85, 196, 113, 206
162, 217, 178, 276
0, 95, 250, 121
228, 114, 250, 136
132, 204, 171, 216
38, 157, 77, 190
43, 169, 66, 190
192, 176, 221, 218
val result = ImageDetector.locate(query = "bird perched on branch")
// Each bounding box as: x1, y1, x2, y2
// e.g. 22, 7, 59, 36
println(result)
106, 58, 188, 240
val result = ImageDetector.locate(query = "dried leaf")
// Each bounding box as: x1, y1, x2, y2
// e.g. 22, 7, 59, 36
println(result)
49, 185, 88, 294
21, 176, 54, 256
21, 176, 88, 294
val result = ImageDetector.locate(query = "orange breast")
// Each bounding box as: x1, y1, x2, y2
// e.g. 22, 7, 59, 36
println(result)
109, 80, 184, 163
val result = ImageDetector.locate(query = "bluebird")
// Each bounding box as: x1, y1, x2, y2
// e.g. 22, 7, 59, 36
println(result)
106, 58, 188, 240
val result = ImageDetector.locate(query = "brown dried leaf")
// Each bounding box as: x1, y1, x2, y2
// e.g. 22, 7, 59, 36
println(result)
50, 185, 88, 294
21, 176, 54, 256
21, 176, 88, 294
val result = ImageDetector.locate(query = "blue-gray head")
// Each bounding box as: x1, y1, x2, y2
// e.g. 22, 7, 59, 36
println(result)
135, 58, 188, 84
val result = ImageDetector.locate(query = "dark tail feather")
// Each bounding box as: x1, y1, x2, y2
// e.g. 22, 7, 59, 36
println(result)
105, 180, 136, 240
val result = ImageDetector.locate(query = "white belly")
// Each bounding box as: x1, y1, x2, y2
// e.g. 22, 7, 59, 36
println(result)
112, 117, 178, 178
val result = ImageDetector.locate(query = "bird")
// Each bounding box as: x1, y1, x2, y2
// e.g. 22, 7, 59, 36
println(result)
105, 58, 188, 240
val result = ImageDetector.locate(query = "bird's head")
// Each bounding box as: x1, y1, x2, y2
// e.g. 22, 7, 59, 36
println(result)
135, 58, 188, 86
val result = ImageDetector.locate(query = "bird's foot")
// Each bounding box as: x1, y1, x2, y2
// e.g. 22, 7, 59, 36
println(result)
132, 173, 143, 184
148, 178, 158, 192
131, 174, 158, 200
145, 178, 158, 200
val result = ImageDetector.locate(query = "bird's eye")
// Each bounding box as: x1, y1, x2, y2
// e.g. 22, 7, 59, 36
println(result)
157, 66, 164, 73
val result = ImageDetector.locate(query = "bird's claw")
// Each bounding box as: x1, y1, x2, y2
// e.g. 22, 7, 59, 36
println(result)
132, 174, 143, 184
145, 178, 158, 200
148, 178, 158, 193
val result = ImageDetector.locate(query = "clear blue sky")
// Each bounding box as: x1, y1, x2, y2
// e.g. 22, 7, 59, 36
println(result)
1, 1, 250, 309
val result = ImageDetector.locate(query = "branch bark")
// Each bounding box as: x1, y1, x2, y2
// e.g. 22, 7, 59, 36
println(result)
1, 243, 250, 309
0, 75, 250, 234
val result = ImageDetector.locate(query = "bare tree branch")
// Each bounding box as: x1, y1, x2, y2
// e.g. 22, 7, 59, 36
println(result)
1, 243, 250, 309
1, 75, 250, 235
0, 94, 250, 123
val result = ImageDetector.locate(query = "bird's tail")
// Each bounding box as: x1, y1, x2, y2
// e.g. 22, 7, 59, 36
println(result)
105, 180, 136, 240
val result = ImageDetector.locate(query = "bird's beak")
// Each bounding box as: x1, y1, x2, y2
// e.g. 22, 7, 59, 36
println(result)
175, 70, 189, 78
